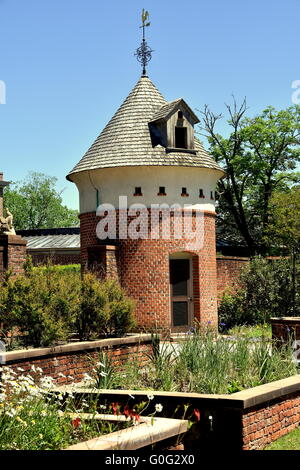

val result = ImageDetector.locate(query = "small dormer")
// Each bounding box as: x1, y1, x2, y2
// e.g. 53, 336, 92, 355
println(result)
149, 98, 200, 153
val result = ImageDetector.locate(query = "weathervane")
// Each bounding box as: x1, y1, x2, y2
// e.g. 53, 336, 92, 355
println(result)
135, 9, 153, 76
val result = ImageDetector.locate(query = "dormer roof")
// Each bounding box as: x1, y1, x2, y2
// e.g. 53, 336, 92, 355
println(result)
67, 76, 224, 181
150, 98, 200, 124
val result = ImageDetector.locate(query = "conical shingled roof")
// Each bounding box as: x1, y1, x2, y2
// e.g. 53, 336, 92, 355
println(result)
67, 76, 223, 180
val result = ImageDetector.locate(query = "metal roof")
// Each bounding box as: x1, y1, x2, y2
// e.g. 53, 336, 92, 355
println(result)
17, 228, 80, 250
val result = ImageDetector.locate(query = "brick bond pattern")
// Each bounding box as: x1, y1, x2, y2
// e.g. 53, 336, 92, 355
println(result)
0, 234, 27, 279
5, 342, 152, 386
80, 209, 218, 331
271, 317, 300, 343
29, 252, 81, 266
216, 256, 249, 299
242, 392, 300, 450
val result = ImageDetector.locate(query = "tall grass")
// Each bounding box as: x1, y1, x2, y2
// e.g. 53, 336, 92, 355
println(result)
97, 331, 298, 394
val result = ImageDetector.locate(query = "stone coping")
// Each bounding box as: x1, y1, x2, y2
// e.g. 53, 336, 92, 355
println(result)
65, 416, 188, 450
56, 374, 300, 411
271, 317, 300, 323
2, 334, 152, 363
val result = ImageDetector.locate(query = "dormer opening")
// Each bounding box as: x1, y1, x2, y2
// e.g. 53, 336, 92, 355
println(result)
178, 111, 183, 119
175, 127, 187, 149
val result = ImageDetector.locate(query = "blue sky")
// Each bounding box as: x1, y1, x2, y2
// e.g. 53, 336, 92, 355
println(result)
0, 0, 299, 209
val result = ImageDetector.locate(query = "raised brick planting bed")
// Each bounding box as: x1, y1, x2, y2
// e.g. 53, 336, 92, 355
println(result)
1, 335, 152, 385
57, 375, 300, 450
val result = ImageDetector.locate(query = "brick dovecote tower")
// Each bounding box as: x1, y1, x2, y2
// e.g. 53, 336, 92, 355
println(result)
67, 75, 225, 332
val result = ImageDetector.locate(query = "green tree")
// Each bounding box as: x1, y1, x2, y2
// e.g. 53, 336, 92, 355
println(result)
265, 186, 300, 314
266, 187, 300, 254
200, 103, 300, 254
3, 172, 79, 229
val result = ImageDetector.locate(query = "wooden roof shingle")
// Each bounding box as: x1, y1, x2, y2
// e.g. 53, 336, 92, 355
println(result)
67, 76, 223, 180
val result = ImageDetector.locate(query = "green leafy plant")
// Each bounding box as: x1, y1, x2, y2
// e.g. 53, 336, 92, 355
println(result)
91, 350, 117, 389
218, 256, 300, 330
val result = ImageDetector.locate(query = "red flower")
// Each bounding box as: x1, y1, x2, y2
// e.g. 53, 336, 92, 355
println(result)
123, 405, 140, 422
71, 417, 81, 429
112, 402, 120, 416
131, 411, 140, 422
123, 405, 130, 418
194, 409, 201, 421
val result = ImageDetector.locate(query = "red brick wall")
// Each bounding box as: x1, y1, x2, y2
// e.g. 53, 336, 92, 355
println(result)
271, 318, 300, 343
217, 256, 249, 299
29, 251, 81, 266
0, 234, 27, 279
80, 210, 218, 331
242, 392, 300, 450
5, 341, 152, 386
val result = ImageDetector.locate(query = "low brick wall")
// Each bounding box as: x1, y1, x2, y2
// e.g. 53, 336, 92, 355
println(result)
242, 391, 300, 449
1, 335, 152, 385
271, 317, 300, 344
63, 375, 300, 450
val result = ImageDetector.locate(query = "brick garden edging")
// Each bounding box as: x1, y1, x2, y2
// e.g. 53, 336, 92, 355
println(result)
57, 375, 300, 451
1, 334, 152, 385
271, 317, 300, 344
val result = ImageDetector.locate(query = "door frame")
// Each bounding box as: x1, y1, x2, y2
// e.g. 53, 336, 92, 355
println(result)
169, 253, 194, 329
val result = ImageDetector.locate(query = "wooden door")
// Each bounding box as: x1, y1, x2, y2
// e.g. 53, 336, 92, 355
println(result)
170, 258, 193, 327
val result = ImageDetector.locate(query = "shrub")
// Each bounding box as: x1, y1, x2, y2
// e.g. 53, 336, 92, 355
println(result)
75, 276, 135, 340
103, 280, 136, 337
0, 259, 135, 347
219, 256, 300, 330
0, 263, 80, 347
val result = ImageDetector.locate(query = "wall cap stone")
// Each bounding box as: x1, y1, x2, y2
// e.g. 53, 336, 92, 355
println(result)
271, 317, 300, 323
55, 375, 300, 411
3, 334, 152, 363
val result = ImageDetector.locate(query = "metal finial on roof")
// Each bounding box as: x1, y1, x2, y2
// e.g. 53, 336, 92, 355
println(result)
135, 9, 154, 76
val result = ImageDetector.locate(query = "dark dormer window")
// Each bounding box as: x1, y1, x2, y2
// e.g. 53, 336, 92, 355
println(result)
158, 186, 166, 196
199, 189, 205, 198
181, 187, 189, 197
178, 111, 183, 119
134, 187, 142, 196
175, 127, 187, 149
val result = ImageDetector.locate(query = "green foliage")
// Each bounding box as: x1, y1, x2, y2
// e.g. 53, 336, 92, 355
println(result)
75, 276, 135, 341
201, 103, 300, 253
0, 262, 135, 347
91, 351, 118, 389
227, 323, 272, 339
75, 273, 108, 341
3, 172, 79, 230
218, 257, 300, 330
0, 263, 79, 347
34, 264, 81, 273
266, 187, 300, 253
0, 367, 124, 450
96, 330, 297, 395
103, 280, 136, 337
265, 426, 300, 450
145, 334, 176, 391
